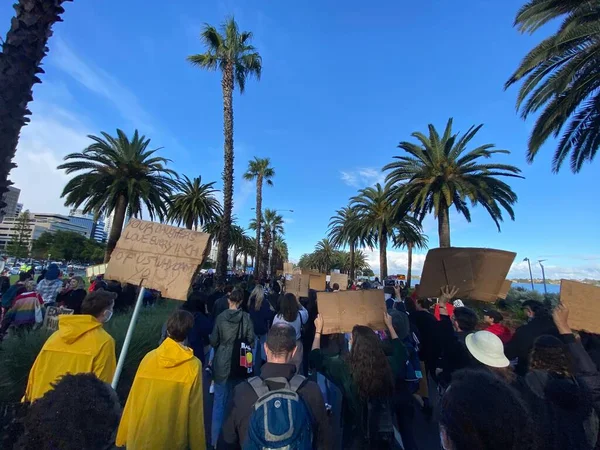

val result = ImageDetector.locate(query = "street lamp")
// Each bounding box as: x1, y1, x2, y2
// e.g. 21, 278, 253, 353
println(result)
523, 257, 534, 291
538, 260, 548, 294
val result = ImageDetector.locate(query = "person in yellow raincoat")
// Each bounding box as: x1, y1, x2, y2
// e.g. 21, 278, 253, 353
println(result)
23, 290, 116, 402
116, 309, 206, 450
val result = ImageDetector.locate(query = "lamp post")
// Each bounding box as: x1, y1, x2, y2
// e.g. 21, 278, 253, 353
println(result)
538, 260, 548, 294
523, 257, 534, 290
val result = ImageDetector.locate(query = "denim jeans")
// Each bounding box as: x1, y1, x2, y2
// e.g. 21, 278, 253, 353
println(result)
211, 380, 233, 446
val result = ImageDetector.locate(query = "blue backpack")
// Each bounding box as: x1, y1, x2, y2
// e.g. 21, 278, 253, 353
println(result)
244, 375, 313, 450
402, 333, 423, 393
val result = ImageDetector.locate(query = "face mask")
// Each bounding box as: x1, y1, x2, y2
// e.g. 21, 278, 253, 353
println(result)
103, 310, 113, 323
348, 342, 352, 352
384, 293, 392, 301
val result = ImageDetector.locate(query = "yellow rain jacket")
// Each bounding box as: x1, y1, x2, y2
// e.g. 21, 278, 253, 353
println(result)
116, 337, 205, 450
24, 315, 116, 402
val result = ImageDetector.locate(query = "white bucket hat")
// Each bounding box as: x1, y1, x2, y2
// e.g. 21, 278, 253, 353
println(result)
465, 331, 510, 368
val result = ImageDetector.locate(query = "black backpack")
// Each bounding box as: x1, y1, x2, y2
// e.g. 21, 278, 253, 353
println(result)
363, 398, 395, 449
230, 316, 254, 379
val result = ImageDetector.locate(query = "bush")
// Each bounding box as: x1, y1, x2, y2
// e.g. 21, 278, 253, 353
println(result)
0, 301, 179, 404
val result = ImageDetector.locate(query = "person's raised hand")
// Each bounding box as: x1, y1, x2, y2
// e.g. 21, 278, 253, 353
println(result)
394, 285, 402, 299
314, 314, 324, 334
552, 302, 571, 334
384, 311, 394, 330
439, 285, 459, 306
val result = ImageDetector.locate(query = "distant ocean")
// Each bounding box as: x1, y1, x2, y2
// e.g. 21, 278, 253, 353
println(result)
512, 282, 560, 294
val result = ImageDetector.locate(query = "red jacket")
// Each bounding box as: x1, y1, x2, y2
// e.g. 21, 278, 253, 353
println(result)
486, 323, 513, 344
434, 303, 455, 321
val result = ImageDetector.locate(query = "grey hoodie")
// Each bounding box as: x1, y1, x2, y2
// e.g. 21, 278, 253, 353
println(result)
210, 308, 254, 383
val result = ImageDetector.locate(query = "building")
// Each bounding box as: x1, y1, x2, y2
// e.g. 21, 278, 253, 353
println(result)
0, 212, 89, 252
68, 209, 107, 242
0, 186, 21, 222
15, 203, 23, 215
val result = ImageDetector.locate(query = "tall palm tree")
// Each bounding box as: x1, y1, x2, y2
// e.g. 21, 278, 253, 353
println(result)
269, 212, 284, 276
57, 129, 177, 262
0, 0, 69, 207
392, 222, 428, 288
312, 238, 336, 274
243, 157, 274, 276
272, 235, 288, 273
188, 17, 261, 280
298, 253, 314, 271
167, 175, 222, 230
230, 224, 246, 270
384, 118, 522, 248
506, 0, 600, 173
350, 183, 401, 279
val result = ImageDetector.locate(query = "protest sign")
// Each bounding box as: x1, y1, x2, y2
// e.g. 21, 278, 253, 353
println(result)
283, 262, 294, 274
419, 247, 516, 302
104, 219, 210, 301
317, 290, 386, 334
560, 280, 600, 333
43, 306, 74, 331
330, 273, 348, 290
309, 273, 327, 291
498, 280, 512, 299
287, 274, 310, 298
86, 263, 108, 278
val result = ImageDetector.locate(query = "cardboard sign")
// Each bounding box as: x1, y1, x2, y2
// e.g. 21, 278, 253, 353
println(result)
498, 280, 512, 300
317, 290, 386, 334
86, 263, 108, 278
104, 219, 210, 301
419, 247, 516, 302
560, 280, 600, 333
43, 306, 74, 331
330, 273, 349, 290
283, 262, 294, 274
309, 273, 327, 291
287, 274, 310, 298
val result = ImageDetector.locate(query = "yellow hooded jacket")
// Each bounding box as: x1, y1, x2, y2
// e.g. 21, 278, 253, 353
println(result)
24, 315, 116, 402
116, 337, 205, 450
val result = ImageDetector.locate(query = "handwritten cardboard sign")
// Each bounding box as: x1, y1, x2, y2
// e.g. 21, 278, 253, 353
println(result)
419, 247, 516, 302
43, 306, 74, 331
104, 219, 210, 301
287, 274, 310, 298
330, 273, 348, 290
498, 280, 512, 300
283, 262, 294, 274
560, 280, 600, 333
317, 290, 386, 334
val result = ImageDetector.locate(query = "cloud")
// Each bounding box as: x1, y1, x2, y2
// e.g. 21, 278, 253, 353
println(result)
359, 248, 428, 277
340, 167, 386, 188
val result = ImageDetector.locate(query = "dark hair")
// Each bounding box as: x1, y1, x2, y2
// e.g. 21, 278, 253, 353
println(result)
522, 300, 549, 318
484, 309, 504, 324
332, 283, 340, 291
279, 293, 300, 323
347, 325, 394, 400
530, 335, 573, 377
440, 369, 536, 450
383, 286, 395, 296
183, 291, 207, 314
405, 297, 417, 314
229, 288, 244, 305
453, 307, 478, 332
81, 291, 115, 317
19, 272, 31, 282
18, 373, 120, 450
166, 310, 195, 342
224, 284, 234, 294
271, 281, 281, 294
266, 323, 297, 357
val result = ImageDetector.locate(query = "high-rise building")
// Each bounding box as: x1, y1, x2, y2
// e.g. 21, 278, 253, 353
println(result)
0, 186, 21, 222
15, 203, 23, 215
68, 209, 107, 242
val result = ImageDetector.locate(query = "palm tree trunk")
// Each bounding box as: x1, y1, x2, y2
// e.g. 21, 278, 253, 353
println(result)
438, 206, 451, 248
243, 253, 248, 272
185, 217, 194, 230
407, 242, 413, 288
270, 230, 277, 276
0, 0, 69, 208
349, 241, 355, 282
254, 176, 262, 276
261, 230, 270, 280
104, 195, 127, 262
379, 233, 388, 279
216, 63, 235, 280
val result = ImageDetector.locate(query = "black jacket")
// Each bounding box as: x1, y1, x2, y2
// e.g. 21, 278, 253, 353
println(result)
409, 310, 440, 369
217, 363, 331, 450
436, 316, 475, 386
505, 316, 559, 375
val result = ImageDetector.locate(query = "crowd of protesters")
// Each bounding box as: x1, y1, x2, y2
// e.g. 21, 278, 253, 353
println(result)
2, 270, 600, 450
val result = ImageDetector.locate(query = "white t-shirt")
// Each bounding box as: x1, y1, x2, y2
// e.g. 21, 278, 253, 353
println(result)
272, 306, 309, 340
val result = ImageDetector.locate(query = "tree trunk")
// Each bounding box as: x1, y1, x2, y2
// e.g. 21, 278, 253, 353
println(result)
407, 242, 413, 288
270, 230, 277, 276
349, 241, 355, 282
379, 232, 388, 280
260, 229, 270, 280
243, 252, 248, 272
104, 195, 127, 262
438, 206, 451, 248
0, 0, 69, 208
216, 63, 235, 280
254, 176, 262, 276
185, 217, 193, 230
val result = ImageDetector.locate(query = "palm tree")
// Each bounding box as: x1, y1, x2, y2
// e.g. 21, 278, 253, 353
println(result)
167, 175, 222, 230
392, 222, 428, 288
230, 224, 246, 270
312, 239, 336, 274
269, 212, 284, 276
272, 235, 288, 273
0, 1, 69, 207
243, 157, 274, 277
298, 253, 314, 271
384, 118, 522, 248
57, 129, 177, 262
506, 0, 600, 173
350, 183, 401, 279
188, 17, 262, 280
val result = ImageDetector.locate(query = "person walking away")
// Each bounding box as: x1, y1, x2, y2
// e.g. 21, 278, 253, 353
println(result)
0, 279, 43, 337
117, 310, 205, 450
248, 285, 275, 376
218, 323, 331, 449
310, 312, 407, 449
212, 285, 234, 319
505, 300, 559, 375
36, 263, 63, 306
272, 293, 309, 374
182, 291, 214, 367
464, 330, 514, 382
483, 309, 512, 344
210, 288, 255, 448
2, 271, 29, 311
23, 290, 116, 402
57, 276, 87, 314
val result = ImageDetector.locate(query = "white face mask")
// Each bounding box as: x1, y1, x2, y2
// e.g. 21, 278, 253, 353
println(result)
384, 293, 392, 301
102, 310, 113, 323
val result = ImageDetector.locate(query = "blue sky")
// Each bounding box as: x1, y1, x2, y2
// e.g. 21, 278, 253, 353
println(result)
2, 0, 599, 279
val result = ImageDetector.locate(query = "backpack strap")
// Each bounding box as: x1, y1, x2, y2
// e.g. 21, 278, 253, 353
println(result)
248, 376, 270, 398
289, 374, 306, 392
